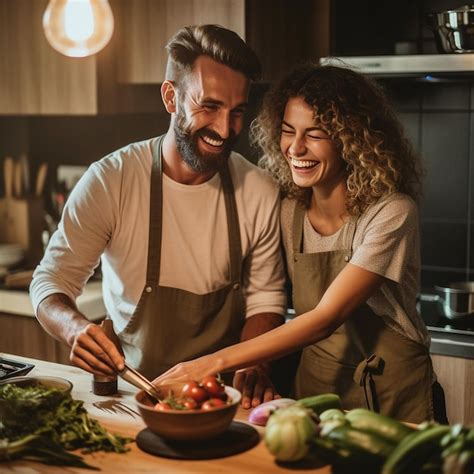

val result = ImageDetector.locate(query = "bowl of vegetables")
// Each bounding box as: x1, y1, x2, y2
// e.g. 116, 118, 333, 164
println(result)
0, 376, 73, 423
135, 375, 241, 441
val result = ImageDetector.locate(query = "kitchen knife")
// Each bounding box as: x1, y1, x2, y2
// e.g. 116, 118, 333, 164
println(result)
19, 154, 30, 195
14, 160, 23, 198
35, 163, 48, 197
3, 156, 14, 199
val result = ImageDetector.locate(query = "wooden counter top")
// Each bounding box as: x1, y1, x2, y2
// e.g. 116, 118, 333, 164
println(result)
0, 281, 105, 320
1, 354, 331, 473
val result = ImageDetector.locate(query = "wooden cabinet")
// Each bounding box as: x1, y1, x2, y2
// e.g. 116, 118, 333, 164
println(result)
116, 0, 245, 84
116, 0, 330, 84
0, 0, 98, 115
246, 0, 330, 82
432, 354, 474, 425
0, 311, 72, 365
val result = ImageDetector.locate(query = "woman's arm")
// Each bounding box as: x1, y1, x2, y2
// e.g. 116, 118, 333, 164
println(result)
153, 263, 384, 386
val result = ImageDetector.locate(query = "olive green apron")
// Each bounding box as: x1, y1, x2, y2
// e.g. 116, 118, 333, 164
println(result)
290, 203, 434, 423
117, 135, 245, 380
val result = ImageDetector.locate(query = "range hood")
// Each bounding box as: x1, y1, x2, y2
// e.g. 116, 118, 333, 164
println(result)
320, 54, 474, 77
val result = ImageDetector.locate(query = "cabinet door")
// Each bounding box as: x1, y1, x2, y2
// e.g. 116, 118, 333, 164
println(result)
117, 0, 245, 84
0, 0, 97, 115
432, 354, 474, 425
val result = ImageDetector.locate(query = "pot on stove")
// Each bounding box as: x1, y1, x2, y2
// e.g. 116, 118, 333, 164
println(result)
432, 281, 474, 320
427, 4, 474, 53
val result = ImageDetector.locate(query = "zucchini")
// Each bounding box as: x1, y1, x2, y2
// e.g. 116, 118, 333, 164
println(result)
326, 425, 396, 460
319, 408, 346, 423
382, 425, 451, 474
346, 408, 414, 444
318, 425, 395, 470
297, 394, 342, 416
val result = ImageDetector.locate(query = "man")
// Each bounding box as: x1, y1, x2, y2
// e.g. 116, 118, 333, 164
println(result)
30, 25, 286, 408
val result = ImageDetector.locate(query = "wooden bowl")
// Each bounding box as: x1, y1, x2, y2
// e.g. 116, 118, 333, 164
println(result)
135, 386, 241, 441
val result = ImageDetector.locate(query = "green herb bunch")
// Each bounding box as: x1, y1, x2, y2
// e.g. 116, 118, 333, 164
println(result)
0, 382, 132, 469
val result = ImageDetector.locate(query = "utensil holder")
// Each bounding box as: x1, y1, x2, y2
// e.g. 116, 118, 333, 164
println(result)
0, 196, 45, 267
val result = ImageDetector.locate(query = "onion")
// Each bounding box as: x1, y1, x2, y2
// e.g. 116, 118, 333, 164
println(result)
247, 398, 296, 426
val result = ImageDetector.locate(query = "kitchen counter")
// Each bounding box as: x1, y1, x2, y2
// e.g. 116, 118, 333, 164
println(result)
0, 354, 331, 473
427, 327, 474, 359
0, 281, 106, 321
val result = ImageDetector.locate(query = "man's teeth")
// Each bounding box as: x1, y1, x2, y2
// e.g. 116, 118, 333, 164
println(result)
201, 135, 224, 147
291, 158, 319, 168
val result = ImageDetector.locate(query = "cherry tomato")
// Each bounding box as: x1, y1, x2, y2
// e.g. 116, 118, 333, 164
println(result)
180, 398, 198, 410
154, 402, 172, 411
202, 375, 225, 398
201, 398, 226, 411
182, 381, 209, 404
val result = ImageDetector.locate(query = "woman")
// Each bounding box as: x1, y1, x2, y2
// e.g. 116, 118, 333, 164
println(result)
154, 64, 446, 423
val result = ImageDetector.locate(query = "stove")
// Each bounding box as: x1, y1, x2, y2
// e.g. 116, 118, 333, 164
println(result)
418, 293, 474, 335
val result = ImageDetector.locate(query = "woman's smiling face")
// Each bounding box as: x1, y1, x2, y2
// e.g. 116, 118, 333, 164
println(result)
280, 96, 346, 190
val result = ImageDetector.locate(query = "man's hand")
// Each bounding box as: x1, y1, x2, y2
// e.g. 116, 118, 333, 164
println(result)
70, 323, 125, 376
233, 364, 281, 409
235, 313, 285, 408
36, 294, 125, 377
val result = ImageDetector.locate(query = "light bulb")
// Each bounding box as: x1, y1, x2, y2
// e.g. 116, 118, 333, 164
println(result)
43, 0, 114, 58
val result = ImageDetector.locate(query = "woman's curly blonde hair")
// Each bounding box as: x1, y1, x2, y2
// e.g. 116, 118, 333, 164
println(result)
252, 63, 423, 214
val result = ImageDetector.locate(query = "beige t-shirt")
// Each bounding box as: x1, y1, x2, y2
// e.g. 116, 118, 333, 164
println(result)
281, 193, 430, 348
31, 137, 286, 332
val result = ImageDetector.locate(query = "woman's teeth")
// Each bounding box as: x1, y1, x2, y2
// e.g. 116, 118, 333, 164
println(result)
290, 158, 319, 169
201, 135, 224, 147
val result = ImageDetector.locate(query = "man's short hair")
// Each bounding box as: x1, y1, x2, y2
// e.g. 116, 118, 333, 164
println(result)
165, 24, 261, 85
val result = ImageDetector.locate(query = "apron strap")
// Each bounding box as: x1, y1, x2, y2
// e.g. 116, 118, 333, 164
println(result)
146, 135, 165, 287
353, 354, 383, 412
292, 202, 306, 255
219, 163, 243, 285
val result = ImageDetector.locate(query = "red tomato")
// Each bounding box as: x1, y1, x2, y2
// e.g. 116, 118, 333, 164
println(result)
154, 402, 172, 411
181, 381, 209, 404
181, 398, 198, 410
201, 398, 226, 411
202, 375, 225, 398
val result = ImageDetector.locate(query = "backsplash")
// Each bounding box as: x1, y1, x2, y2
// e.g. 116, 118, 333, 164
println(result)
382, 78, 474, 289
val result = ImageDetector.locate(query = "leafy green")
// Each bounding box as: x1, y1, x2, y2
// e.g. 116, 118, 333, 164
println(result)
0, 381, 132, 469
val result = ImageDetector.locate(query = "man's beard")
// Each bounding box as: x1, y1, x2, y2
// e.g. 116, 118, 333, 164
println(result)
174, 107, 238, 173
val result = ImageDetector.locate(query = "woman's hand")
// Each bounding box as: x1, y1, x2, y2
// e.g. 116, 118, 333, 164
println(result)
152, 355, 221, 390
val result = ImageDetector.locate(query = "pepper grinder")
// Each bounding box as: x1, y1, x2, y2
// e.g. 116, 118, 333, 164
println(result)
92, 319, 121, 396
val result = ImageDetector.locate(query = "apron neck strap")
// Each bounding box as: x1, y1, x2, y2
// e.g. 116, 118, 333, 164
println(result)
292, 202, 306, 255
146, 136, 242, 286
146, 135, 165, 287
219, 163, 243, 284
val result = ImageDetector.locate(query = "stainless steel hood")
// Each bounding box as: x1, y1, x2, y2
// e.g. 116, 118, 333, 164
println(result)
320, 54, 474, 76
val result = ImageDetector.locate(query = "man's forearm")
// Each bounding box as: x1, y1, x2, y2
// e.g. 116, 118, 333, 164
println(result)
240, 312, 285, 341
36, 293, 91, 347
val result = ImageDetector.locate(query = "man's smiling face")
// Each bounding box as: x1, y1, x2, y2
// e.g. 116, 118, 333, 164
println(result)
173, 55, 249, 173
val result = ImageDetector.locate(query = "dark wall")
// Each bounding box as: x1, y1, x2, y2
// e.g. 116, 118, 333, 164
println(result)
381, 78, 474, 289
331, 0, 466, 56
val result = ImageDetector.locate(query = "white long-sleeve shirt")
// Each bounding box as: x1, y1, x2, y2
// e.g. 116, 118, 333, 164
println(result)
30, 138, 286, 332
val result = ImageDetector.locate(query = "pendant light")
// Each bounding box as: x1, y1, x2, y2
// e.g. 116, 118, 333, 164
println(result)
43, 0, 114, 58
